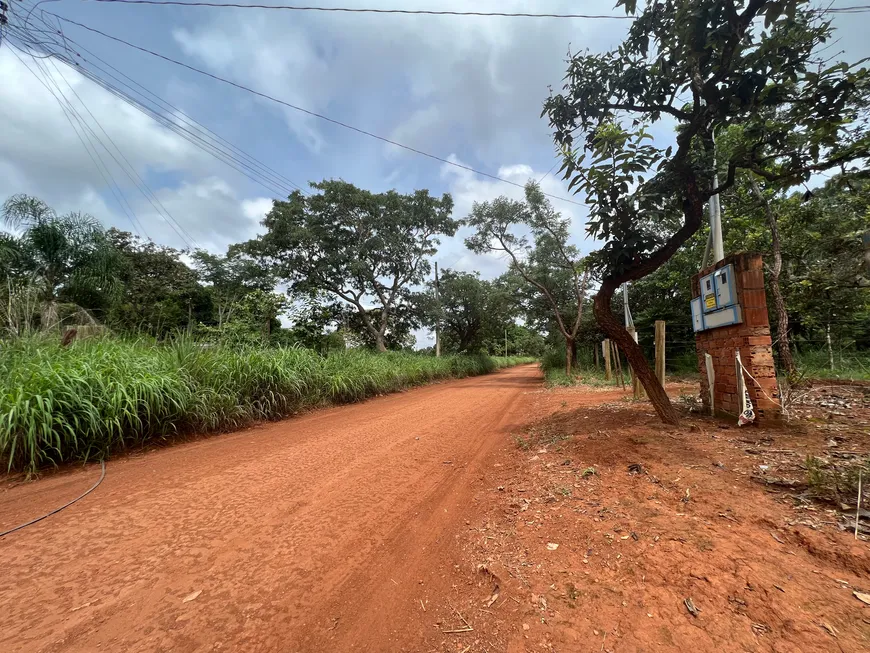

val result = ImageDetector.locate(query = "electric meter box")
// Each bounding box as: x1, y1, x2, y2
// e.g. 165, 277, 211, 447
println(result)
691, 263, 742, 332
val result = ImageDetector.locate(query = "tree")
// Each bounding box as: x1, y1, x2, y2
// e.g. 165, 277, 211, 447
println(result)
191, 249, 274, 328
422, 269, 513, 354
241, 180, 456, 352
543, 0, 870, 423
466, 182, 589, 374
1, 194, 124, 329
106, 229, 210, 337
197, 289, 290, 346
746, 174, 796, 375
770, 180, 870, 360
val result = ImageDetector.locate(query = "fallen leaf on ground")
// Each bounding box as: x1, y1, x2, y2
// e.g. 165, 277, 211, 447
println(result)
485, 585, 500, 608
684, 597, 700, 617
546, 542, 559, 551
182, 590, 202, 603
854, 591, 870, 606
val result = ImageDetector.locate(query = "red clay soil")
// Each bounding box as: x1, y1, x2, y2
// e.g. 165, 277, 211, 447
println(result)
446, 383, 870, 653
2, 366, 869, 653
0, 365, 541, 652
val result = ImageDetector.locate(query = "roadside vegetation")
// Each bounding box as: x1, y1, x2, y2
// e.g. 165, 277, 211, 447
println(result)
0, 335, 530, 473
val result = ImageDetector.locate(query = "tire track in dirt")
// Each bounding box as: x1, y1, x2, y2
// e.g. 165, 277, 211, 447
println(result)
0, 364, 541, 652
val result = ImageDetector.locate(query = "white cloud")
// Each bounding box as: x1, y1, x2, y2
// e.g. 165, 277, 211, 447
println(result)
0, 49, 204, 192
3, 0, 868, 267
431, 155, 592, 282
128, 178, 269, 251
168, 0, 632, 170
241, 197, 274, 223
0, 49, 272, 252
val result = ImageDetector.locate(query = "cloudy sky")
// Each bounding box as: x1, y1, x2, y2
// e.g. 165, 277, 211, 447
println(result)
1, 1, 868, 343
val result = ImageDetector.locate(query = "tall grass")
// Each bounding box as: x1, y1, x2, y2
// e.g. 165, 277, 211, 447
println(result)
793, 348, 870, 381
0, 337, 532, 473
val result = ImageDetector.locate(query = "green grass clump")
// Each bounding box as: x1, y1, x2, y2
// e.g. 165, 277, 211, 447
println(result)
0, 337, 532, 473
793, 348, 870, 381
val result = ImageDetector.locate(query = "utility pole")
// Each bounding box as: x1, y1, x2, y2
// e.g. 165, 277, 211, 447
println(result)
505, 327, 508, 358
434, 262, 441, 357
708, 134, 725, 265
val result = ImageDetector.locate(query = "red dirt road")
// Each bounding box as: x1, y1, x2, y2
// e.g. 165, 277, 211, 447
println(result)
0, 365, 542, 653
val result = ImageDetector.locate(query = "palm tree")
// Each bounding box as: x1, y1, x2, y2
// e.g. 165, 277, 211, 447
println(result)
1, 194, 124, 330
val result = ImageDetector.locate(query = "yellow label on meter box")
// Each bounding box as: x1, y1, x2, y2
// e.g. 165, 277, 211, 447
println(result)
704, 294, 717, 310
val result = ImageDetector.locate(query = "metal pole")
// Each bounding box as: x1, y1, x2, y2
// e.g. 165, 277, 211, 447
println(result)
622, 282, 632, 329
709, 136, 725, 264
434, 262, 441, 357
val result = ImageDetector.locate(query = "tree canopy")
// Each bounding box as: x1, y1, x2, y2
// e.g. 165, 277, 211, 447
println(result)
466, 182, 589, 373
240, 180, 456, 352
421, 269, 514, 354
542, 0, 870, 422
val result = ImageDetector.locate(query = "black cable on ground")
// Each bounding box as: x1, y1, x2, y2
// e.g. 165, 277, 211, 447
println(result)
0, 460, 106, 538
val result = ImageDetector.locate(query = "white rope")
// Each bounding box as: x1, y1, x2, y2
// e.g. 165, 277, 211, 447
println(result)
736, 356, 789, 421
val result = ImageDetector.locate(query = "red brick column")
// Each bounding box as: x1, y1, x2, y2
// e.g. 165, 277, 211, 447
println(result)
692, 253, 782, 421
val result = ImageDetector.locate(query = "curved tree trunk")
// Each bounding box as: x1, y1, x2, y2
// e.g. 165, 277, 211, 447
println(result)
374, 333, 387, 353
594, 281, 679, 425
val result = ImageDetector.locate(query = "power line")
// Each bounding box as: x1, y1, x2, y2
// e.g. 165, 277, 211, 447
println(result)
41, 28, 307, 195
45, 55, 197, 245
62, 42, 304, 198
6, 42, 149, 238
44, 13, 587, 207
8, 11, 198, 245
80, 0, 637, 19
62, 0, 870, 16
7, 3, 305, 235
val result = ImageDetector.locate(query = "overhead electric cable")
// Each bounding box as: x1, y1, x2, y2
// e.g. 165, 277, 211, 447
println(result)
14, 1, 307, 198
44, 55, 197, 245
44, 13, 588, 207
7, 42, 149, 237
72, 0, 870, 16
79, 0, 637, 19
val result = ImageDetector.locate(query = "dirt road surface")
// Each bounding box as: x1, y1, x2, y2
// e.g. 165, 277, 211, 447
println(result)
0, 365, 541, 653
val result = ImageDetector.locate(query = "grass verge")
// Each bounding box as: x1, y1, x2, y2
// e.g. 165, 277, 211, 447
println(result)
0, 336, 533, 473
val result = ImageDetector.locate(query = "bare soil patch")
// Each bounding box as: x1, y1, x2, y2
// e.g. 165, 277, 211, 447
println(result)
435, 381, 870, 652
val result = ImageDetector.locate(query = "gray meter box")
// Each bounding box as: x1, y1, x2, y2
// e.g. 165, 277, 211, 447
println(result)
691, 263, 742, 332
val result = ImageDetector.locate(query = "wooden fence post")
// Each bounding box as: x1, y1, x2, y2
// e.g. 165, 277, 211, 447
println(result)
655, 320, 666, 387
613, 344, 626, 391
603, 339, 612, 381
627, 326, 645, 399
594, 343, 600, 370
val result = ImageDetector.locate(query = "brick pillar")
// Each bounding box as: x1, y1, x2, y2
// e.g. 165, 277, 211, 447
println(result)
692, 253, 781, 421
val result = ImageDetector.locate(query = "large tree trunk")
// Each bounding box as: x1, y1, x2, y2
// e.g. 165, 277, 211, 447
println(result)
594, 282, 679, 425
374, 332, 387, 353
749, 176, 796, 376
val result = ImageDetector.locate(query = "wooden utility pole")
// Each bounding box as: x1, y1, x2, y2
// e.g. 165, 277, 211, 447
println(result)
594, 343, 600, 370
434, 262, 441, 357
627, 326, 644, 399
654, 320, 666, 387
603, 339, 612, 381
